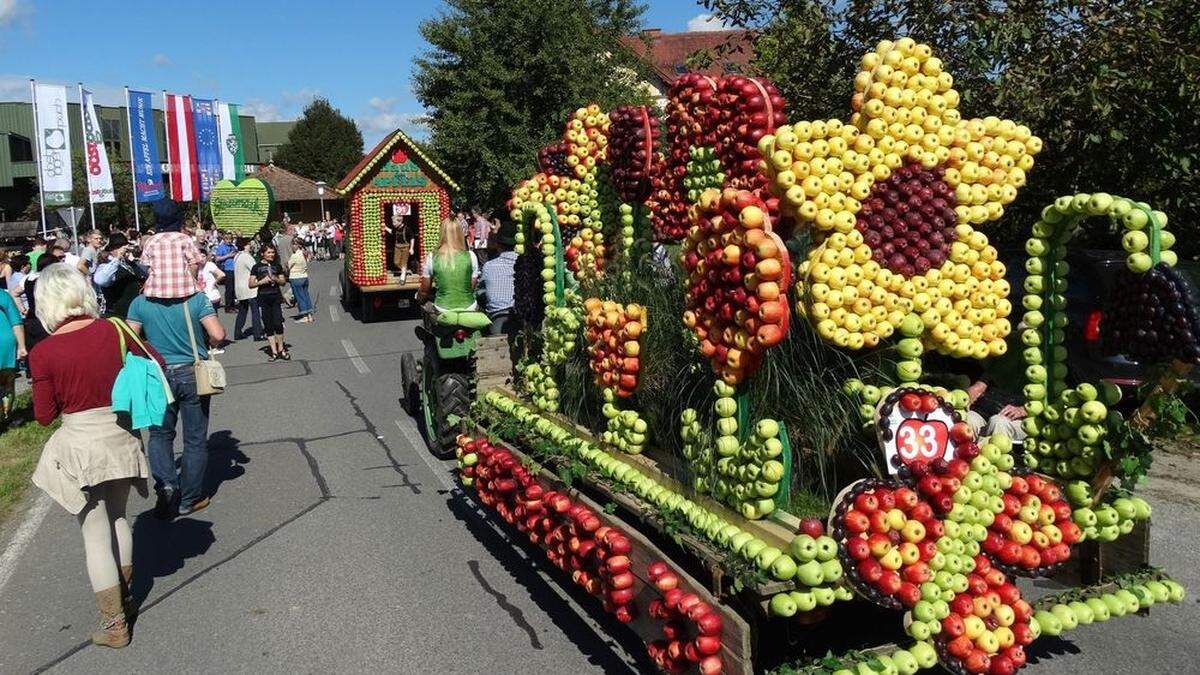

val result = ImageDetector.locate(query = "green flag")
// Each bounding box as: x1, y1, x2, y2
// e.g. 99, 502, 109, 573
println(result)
217, 102, 245, 181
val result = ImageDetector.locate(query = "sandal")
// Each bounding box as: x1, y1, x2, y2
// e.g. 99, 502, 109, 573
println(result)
281, 351, 292, 361
268, 353, 278, 362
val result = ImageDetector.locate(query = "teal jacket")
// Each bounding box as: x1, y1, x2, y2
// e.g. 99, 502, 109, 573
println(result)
109, 319, 171, 430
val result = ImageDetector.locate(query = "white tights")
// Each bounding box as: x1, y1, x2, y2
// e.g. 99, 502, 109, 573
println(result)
76, 480, 133, 592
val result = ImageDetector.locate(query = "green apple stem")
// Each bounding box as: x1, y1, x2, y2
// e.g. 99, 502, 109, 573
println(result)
549, 208, 566, 307
1144, 205, 1162, 266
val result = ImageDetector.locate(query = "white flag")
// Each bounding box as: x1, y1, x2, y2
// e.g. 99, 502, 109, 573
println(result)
81, 87, 115, 203
32, 82, 73, 206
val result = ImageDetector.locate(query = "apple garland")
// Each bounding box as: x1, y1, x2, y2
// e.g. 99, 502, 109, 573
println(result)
713, 76, 786, 215
650, 74, 722, 241
542, 292, 583, 368
456, 435, 639, 623
685, 146, 726, 204
681, 188, 793, 385
763, 38, 1037, 356
608, 104, 663, 204
585, 299, 645, 396
349, 189, 448, 286
645, 560, 725, 674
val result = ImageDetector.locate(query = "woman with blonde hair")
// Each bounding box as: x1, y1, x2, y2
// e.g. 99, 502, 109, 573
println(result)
28, 263, 162, 648
417, 216, 479, 311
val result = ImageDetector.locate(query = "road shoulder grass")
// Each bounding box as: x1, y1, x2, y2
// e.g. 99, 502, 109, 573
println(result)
0, 394, 56, 523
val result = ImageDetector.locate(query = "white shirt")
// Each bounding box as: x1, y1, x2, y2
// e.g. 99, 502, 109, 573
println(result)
200, 261, 222, 303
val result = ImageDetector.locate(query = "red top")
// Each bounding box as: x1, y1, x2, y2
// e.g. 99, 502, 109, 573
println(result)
30, 318, 163, 426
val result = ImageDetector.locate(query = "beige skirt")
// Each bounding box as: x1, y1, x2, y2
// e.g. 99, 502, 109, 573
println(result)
31, 407, 149, 514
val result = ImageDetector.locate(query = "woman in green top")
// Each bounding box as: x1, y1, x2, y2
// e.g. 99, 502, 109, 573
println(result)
418, 217, 479, 312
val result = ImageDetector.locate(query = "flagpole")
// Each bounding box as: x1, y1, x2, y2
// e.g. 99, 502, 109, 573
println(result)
29, 79, 48, 238
123, 86, 142, 233
78, 83, 97, 243
162, 89, 169, 204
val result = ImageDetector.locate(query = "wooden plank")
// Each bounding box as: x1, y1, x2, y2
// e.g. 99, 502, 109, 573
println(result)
480, 435, 754, 675
1051, 519, 1150, 588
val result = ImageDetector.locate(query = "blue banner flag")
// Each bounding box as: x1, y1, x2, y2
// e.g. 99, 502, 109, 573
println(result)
192, 98, 222, 201
127, 90, 164, 202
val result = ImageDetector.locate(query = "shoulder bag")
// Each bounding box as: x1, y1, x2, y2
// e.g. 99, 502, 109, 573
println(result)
184, 300, 226, 396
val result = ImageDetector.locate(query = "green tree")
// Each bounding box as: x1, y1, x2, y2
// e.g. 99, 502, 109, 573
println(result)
272, 98, 365, 185
709, 0, 1200, 256
413, 0, 652, 210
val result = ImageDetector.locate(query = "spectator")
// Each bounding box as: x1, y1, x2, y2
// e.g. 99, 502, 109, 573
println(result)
94, 233, 147, 320
23, 246, 67, 356
478, 222, 518, 336
213, 232, 238, 313
233, 237, 262, 341
471, 209, 491, 265
198, 247, 226, 314
0, 279, 25, 418
30, 263, 161, 649
0, 250, 12, 290
8, 254, 29, 313
274, 224, 294, 264
80, 230, 103, 273
141, 199, 204, 300
251, 244, 289, 361
332, 221, 344, 257
27, 238, 47, 270
127, 277, 225, 519
287, 239, 314, 324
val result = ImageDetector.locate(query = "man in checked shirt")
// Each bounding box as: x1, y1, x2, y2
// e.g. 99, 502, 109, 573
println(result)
478, 220, 518, 337
141, 199, 205, 300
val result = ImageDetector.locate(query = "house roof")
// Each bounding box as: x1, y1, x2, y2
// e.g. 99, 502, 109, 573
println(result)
336, 128, 459, 194
251, 164, 339, 203
619, 28, 754, 85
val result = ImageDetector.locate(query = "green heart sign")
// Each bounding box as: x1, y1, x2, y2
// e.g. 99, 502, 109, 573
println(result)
210, 177, 274, 235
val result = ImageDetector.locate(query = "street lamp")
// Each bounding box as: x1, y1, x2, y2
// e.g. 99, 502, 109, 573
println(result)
315, 181, 327, 222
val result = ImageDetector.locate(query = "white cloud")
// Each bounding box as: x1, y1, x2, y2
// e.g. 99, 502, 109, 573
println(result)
355, 96, 427, 146
0, 74, 127, 106
685, 13, 733, 32
152, 53, 172, 67
240, 98, 283, 122
282, 87, 320, 105
0, 0, 29, 27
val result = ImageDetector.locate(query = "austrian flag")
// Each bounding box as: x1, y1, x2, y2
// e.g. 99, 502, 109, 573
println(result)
165, 93, 200, 202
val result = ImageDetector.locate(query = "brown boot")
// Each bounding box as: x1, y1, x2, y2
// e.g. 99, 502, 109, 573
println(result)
92, 586, 130, 648
120, 565, 137, 622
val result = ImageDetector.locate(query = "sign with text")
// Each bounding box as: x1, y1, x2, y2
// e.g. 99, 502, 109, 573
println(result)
877, 388, 958, 474
210, 177, 274, 235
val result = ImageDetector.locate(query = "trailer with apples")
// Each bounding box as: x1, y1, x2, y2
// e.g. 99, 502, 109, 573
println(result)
336, 129, 457, 322
425, 37, 1190, 675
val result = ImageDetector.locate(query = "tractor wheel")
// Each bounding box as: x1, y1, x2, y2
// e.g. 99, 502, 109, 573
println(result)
400, 352, 420, 415
425, 367, 471, 459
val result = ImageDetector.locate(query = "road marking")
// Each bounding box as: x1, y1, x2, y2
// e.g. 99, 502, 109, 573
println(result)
396, 418, 455, 491
0, 493, 52, 596
329, 305, 340, 322
341, 339, 370, 374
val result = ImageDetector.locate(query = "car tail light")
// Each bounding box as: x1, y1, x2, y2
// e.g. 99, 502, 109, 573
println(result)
454, 329, 467, 342
1084, 310, 1102, 342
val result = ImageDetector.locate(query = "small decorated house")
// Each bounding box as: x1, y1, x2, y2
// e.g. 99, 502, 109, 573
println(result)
337, 129, 458, 290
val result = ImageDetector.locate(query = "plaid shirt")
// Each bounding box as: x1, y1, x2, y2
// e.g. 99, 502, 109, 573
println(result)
479, 251, 517, 316
141, 231, 204, 299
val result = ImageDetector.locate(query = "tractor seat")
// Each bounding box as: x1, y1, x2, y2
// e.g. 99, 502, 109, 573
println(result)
435, 309, 492, 329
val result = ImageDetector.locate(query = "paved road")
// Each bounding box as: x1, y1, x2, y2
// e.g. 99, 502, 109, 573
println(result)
0, 261, 642, 674
0, 260, 1197, 674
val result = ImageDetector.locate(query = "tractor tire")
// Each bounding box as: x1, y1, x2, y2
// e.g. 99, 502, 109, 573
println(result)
359, 292, 375, 323
400, 352, 420, 415
430, 372, 471, 459
340, 273, 353, 311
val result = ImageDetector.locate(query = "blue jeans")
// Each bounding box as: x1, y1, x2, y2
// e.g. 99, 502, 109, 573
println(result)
148, 366, 212, 509
234, 297, 262, 340
291, 278, 313, 316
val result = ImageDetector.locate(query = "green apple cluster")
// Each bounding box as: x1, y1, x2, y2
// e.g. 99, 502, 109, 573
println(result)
684, 145, 726, 204
700, 382, 787, 520
1021, 380, 1122, 479
542, 295, 582, 367
680, 407, 713, 493
516, 202, 562, 306
825, 641, 940, 675
1034, 576, 1185, 638
455, 443, 479, 488
1067, 480, 1152, 543
517, 360, 559, 413
767, 584, 855, 618
602, 387, 648, 455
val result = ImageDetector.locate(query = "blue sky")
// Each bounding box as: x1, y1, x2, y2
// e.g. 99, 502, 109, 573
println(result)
0, 0, 732, 147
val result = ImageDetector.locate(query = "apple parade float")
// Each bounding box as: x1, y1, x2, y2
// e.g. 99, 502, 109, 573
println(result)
440, 38, 1189, 675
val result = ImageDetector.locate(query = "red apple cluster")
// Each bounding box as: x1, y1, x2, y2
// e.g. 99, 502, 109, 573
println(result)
646, 560, 723, 675
538, 141, 573, 177
714, 76, 786, 213
939, 555, 1034, 675
649, 74, 722, 241
838, 482, 944, 609
983, 473, 1080, 575
911, 456, 972, 515
858, 163, 958, 277
608, 105, 663, 203
682, 189, 792, 384
466, 436, 638, 622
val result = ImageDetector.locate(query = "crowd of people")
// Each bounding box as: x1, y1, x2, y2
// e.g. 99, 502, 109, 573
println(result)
0, 198, 344, 650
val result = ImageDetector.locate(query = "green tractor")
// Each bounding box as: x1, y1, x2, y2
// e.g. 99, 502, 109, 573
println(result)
402, 307, 492, 458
